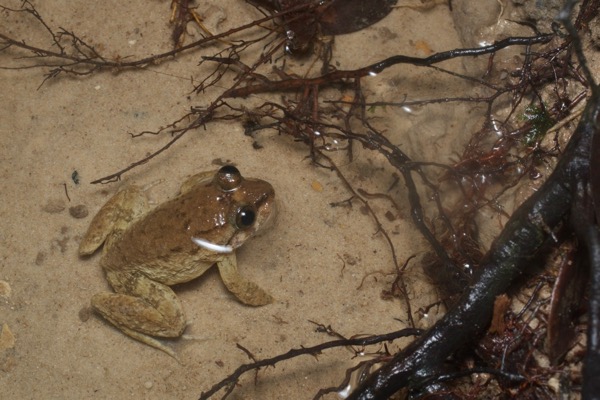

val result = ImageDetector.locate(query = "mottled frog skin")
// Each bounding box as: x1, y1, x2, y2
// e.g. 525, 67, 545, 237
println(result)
79, 166, 276, 357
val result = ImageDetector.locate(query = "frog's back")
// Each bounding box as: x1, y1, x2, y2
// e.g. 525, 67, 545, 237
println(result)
100, 187, 238, 285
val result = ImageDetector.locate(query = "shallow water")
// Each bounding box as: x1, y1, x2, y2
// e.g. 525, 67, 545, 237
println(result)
0, 1, 581, 399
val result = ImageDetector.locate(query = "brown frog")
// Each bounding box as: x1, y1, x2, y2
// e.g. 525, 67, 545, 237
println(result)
79, 165, 276, 357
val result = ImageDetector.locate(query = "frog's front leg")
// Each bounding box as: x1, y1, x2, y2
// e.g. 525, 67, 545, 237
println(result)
79, 186, 149, 255
217, 254, 273, 306
91, 270, 186, 358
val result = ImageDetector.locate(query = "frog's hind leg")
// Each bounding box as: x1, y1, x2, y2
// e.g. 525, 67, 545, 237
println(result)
79, 186, 149, 255
91, 270, 186, 359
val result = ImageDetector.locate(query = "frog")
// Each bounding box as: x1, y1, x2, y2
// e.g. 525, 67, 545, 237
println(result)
79, 165, 276, 358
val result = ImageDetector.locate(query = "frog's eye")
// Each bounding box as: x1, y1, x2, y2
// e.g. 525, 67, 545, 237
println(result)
215, 165, 242, 191
235, 205, 257, 229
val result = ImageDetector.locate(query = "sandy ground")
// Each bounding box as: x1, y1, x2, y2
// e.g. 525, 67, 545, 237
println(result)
0, 1, 570, 399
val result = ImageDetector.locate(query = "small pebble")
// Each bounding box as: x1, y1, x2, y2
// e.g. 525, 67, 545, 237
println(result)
0, 324, 15, 352
35, 251, 46, 266
78, 307, 91, 322
0, 280, 11, 299
144, 381, 153, 389
69, 205, 89, 219
42, 199, 66, 214
311, 180, 324, 192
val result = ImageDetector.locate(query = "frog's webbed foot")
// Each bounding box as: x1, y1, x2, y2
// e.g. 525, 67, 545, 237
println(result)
217, 254, 273, 306
79, 186, 149, 255
91, 271, 186, 360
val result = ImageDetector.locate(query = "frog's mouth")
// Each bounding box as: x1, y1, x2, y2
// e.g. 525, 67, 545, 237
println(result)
190, 237, 234, 254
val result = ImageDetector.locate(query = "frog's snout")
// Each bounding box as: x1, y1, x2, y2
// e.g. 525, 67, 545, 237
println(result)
260, 196, 278, 232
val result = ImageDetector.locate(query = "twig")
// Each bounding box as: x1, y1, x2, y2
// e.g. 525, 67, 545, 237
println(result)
198, 328, 422, 400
